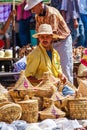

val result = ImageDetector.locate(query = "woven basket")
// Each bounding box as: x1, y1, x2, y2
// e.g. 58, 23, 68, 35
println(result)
9, 89, 35, 102
78, 79, 87, 97
68, 98, 87, 119
52, 91, 74, 109
42, 71, 60, 86
9, 70, 34, 102
18, 99, 38, 123
31, 96, 43, 111
58, 81, 77, 92
39, 102, 65, 120
0, 103, 22, 123
34, 87, 54, 98
0, 84, 9, 102
43, 97, 53, 108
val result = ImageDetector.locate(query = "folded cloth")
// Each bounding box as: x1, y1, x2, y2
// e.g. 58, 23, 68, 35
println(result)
62, 85, 75, 96
1, 123, 17, 130
12, 120, 27, 130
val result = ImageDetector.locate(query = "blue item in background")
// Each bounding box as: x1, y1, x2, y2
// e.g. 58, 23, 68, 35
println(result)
30, 30, 37, 46
62, 85, 75, 96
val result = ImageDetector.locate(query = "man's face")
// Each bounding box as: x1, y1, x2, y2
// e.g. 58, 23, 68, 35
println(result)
38, 34, 53, 48
31, 4, 41, 14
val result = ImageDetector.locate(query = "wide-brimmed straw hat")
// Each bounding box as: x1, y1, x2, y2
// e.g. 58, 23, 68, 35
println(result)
24, 0, 43, 11
32, 24, 58, 39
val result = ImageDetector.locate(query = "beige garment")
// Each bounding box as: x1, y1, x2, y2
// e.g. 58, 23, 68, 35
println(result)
78, 63, 87, 77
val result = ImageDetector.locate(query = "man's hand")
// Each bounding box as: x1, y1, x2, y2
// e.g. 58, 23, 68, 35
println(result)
59, 73, 68, 84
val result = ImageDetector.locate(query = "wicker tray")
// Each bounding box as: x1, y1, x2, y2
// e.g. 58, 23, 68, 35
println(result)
68, 98, 87, 119
0, 103, 22, 123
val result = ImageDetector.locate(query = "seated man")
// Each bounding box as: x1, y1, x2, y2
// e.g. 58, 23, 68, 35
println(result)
25, 23, 67, 86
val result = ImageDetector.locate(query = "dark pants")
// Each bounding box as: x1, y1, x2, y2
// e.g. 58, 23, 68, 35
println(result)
19, 18, 31, 47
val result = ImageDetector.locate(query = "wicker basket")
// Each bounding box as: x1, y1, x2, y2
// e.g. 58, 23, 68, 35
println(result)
0, 83, 9, 102
39, 102, 65, 120
52, 91, 74, 110
68, 98, 87, 119
0, 103, 22, 123
8, 70, 34, 102
9, 89, 35, 102
43, 97, 53, 108
34, 87, 54, 98
42, 71, 60, 86
78, 79, 87, 97
31, 96, 43, 111
18, 99, 38, 123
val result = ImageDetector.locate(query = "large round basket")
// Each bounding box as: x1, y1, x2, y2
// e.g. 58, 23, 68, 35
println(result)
68, 98, 87, 119
0, 103, 22, 123
18, 99, 38, 123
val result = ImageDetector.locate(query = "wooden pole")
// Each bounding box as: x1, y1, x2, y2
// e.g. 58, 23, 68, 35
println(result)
12, 0, 16, 58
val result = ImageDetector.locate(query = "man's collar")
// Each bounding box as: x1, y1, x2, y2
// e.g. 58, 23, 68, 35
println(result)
39, 5, 46, 16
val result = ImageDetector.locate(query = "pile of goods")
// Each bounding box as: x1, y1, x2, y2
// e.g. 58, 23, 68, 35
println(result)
73, 46, 85, 63
4, 71, 77, 123
0, 68, 87, 125
0, 49, 13, 58
17, 44, 37, 58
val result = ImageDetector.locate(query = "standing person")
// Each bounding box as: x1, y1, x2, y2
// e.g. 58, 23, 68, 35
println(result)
17, 0, 32, 47
61, 0, 85, 47
50, 0, 62, 11
25, 24, 67, 86
0, 11, 15, 35
0, 4, 12, 49
24, 0, 73, 83
78, 0, 87, 47
0, 10, 15, 49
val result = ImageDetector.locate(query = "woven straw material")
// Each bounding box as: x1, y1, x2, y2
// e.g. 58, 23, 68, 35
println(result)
0, 101, 12, 107
68, 98, 87, 119
34, 86, 54, 98
0, 103, 22, 123
42, 71, 60, 86
43, 92, 75, 116
51, 91, 72, 109
0, 93, 8, 102
78, 63, 87, 77
0, 84, 8, 102
34, 76, 57, 98
18, 100, 38, 123
9, 89, 35, 102
9, 71, 35, 101
58, 81, 77, 92
31, 96, 43, 111
13, 70, 33, 90
43, 97, 53, 108
39, 102, 65, 120
78, 79, 87, 97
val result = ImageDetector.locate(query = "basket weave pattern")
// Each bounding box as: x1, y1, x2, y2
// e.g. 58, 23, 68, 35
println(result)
18, 100, 38, 123
0, 103, 22, 123
68, 99, 87, 119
